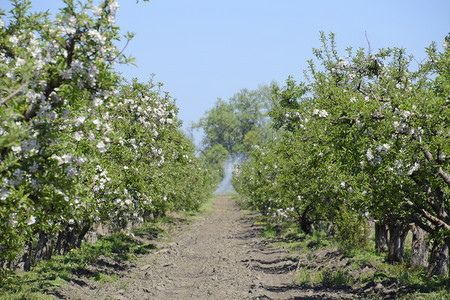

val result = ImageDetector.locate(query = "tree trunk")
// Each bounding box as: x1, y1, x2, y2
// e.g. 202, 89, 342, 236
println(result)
300, 218, 313, 235
55, 223, 91, 255
409, 224, 429, 268
427, 240, 449, 277
387, 219, 409, 264
35, 233, 56, 261
23, 241, 32, 272
375, 221, 388, 253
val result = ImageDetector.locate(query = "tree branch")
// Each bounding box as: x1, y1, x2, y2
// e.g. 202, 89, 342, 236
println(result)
0, 81, 28, 106
422, 148, 450, 188
407, 200, 450, 231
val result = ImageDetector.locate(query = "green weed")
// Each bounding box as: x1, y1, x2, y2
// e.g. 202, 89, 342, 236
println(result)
320, 269, 353, 287
296, 267, 316, 285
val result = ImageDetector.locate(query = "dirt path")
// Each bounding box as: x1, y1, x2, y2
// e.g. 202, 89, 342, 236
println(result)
55, 196, 361, 299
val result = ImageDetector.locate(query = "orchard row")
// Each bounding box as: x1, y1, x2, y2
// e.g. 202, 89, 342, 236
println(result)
233, 32, 449, 273
0, 0, 216, 273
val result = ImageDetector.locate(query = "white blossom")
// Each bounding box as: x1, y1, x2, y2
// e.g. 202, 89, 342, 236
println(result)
97, 141, 106, 153
9, 36, 19, 45
16, 57, 25, 66
92, 6, 103, 16
88, 29, 106, 44
408, 162, 420, 175
107, 14, 116, 24
338, 60, 350, 68
11, 146, 22, 153
74, 116, 86, 126
396, 83, 405, 90
366, 149, 374, 161
402, 111, 411, 118
318, 110, 328, 118
0, 187, 10, 200
66, 15, 76, 26
92, 97, 104, 107
108, 1, 120, 12
52, 155, 65, 166
73, 131, 83, 141
27, 215, 36, 225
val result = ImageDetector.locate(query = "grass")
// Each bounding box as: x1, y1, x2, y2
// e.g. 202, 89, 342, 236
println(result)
296, 267, 315, 285
185, 196, 217, 220
320, 269, 353, 287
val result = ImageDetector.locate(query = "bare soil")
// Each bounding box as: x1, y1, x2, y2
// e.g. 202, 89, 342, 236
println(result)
50, 196, 407, 299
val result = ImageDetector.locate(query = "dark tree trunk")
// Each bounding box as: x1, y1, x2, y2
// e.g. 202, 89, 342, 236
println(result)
387, 219, 409, 264
375, 221, 388, 253
409, 224, 429, 268
427, 240, 449, 278
55, 223, 91, 255
297, 205, 313, 234
300, 218, 313, 235
23, 241, 32, 272
35, 233, 57, 261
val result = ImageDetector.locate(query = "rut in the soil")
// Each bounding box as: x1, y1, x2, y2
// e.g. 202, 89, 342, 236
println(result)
54, 196, 362, 300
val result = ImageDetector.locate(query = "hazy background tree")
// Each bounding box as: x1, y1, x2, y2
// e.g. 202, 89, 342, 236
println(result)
194, 84, 277, 184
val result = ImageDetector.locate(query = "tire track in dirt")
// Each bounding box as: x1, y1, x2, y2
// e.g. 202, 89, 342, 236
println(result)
56, 196, 360, 299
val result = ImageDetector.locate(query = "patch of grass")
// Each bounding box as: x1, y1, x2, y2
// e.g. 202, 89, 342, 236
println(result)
358, 270, 391, 285
93, 272, 119, 283
262, 223, 279, 238
345, 247, 383, 268
320, 269, 353, 287
259, 218, 307, 247
343, 243, 448, 294
185, 196, 217, 220
83, 233, 154, 261
295, 267, 321, 285
199, 197, 215, 213
306, 231, 333, 249
133, 220, 165, 240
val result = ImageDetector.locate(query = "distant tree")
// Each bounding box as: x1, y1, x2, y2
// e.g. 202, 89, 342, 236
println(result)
195, 85, 276, 159
196, 99, 240, 155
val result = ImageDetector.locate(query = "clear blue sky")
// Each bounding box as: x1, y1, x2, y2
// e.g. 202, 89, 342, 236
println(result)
2, 0, 449, 143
